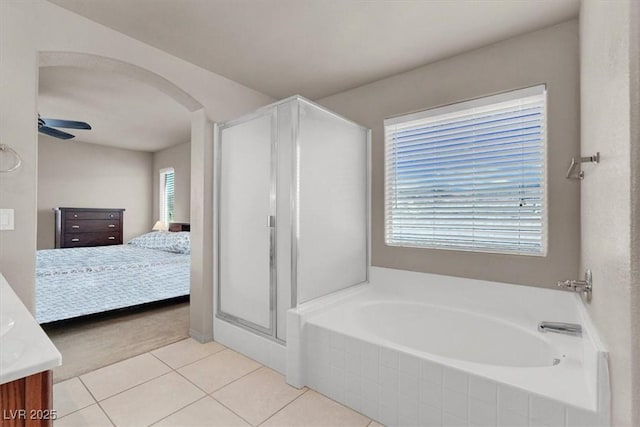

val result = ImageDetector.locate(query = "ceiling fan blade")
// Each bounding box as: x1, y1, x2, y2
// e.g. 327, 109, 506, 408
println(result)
41, 118, 91, 130
39, 126, 75, 140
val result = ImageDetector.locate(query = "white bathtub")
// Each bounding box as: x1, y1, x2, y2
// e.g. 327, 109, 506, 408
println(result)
287, 267, 609, 427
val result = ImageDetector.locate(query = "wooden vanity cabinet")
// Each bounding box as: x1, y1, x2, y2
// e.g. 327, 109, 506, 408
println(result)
0, 370, 53, 427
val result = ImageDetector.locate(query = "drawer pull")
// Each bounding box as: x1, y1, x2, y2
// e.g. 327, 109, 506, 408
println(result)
71, 238, 80, 242
108, 236, 116, 240
71, 225, 80, 229
73, 214, 78, 218
110, 214, 114, 218
108, 224, 116, 228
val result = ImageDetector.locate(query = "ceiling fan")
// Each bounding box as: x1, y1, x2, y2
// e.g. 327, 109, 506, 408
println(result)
38, 114, 91, 140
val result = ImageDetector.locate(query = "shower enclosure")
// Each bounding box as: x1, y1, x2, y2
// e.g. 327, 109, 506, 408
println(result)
215, 96, 370, 343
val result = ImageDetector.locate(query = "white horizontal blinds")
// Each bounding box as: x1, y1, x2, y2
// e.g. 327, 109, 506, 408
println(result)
385, 85, 546, 255
166, 170, 175, 222
160, 168, 175, 224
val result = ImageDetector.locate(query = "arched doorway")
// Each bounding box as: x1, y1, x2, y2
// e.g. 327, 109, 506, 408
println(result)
35, 52, 213, 378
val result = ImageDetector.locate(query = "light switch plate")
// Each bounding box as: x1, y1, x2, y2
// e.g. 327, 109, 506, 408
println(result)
0, 209, 14, 230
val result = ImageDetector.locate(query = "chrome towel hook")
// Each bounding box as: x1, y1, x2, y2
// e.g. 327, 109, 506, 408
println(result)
0, 144, 22, 173
566, 152, 599, 180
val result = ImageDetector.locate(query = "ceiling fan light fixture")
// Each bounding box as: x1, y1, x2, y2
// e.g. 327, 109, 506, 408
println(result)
37, 114, 91, 140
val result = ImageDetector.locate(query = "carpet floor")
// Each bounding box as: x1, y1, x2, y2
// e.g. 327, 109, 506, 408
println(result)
43, 301, 190, 383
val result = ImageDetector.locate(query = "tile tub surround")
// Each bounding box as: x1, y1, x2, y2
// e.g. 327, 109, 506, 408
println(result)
287, 267, 610, 427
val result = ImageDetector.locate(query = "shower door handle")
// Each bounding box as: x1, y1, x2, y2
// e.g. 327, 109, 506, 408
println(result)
268, 214, 276, 316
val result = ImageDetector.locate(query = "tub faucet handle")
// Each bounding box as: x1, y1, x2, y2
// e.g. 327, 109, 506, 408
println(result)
557, 269, 593, 301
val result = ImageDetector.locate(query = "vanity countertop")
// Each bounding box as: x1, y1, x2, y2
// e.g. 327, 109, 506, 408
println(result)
0, 273, 61, 384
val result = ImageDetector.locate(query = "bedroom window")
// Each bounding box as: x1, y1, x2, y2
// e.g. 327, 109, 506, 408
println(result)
384, 85, 547, 256
160, 168, 175, 225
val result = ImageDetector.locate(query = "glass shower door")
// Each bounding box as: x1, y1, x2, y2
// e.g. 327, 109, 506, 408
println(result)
217, 110, 276, 335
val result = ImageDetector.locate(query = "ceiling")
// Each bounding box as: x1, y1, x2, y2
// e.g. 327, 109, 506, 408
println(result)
48, 0, 580, 100
39, 66, 191, 152
40, 0, 579, 152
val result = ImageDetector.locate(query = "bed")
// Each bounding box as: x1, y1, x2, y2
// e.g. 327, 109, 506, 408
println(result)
36, 227, 191, 324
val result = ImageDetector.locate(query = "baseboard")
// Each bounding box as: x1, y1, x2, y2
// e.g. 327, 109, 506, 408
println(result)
189, 328, 213, 343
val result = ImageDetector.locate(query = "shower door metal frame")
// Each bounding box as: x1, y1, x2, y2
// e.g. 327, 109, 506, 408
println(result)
215, 108, 279, 342
214, 95, 371, 343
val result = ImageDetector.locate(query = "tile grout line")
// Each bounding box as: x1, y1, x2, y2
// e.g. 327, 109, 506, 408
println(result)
171, 364, 220, 396
251, 386, 309, 427
77, 382, 117, 427
83, 357, 208, 426
198, 361, 300, 426
157, 346, 265, 396
84, 345, 260, 423
59, 335, 204, 388
76, 376, 99, 402
147, 395, 212, 427
143, 391, 211, 427
142, 394, 213, 427
95, 400, 117, 427
77, 376, 117, 427
59, 344, 321, 427
86, 352, 209, 426
74, 353, 173, 403
53, 342, 179, 386
148, 341, 227, 370
256, 389, 311, 426
209, 378, 308, 427
206, 364, 264, 395
59, 348, 369, 427
208, 394, 257, 426
52, 403, 94, 421
54, 339, 225, 424
157, 348, 264, 425
51, 378, 95, 420
89, 369, 174, 404
147, 351, 174, 371
51, 382, 95, 421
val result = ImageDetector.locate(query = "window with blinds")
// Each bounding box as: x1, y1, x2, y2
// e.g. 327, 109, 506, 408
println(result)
159, 168, 175, 225
384, 85, 547, 256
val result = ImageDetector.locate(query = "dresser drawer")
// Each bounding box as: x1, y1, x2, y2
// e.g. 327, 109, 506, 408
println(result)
64, 233, 122, 247
65, 219, 120, 233
54, 208, 125, 248
64, 211, 121, 220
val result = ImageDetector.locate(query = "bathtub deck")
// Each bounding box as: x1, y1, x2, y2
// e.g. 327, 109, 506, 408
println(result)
287, 267, 609, 427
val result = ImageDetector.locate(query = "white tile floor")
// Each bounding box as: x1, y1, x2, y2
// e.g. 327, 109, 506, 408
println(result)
53, 338, 377, 427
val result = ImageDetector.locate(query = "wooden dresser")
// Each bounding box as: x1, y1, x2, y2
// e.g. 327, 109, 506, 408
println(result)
54, 208, 125, 248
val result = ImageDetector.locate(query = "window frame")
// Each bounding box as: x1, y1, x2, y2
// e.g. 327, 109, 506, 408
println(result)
383, 85, 548, 257
159, 167, 175, 226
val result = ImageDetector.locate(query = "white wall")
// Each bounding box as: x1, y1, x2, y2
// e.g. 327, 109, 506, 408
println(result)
0, 0, 273, 340
580, 1, 639, 425
37, 138, 154, 249
631, 3, 640, 425
153, 142, 191, 224
319, 20, 580, 289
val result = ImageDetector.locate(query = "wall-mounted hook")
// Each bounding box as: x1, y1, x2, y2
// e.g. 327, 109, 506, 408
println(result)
566, 152, 599, 180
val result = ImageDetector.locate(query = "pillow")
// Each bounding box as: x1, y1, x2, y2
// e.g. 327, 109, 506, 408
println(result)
127, 231, 190, 254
